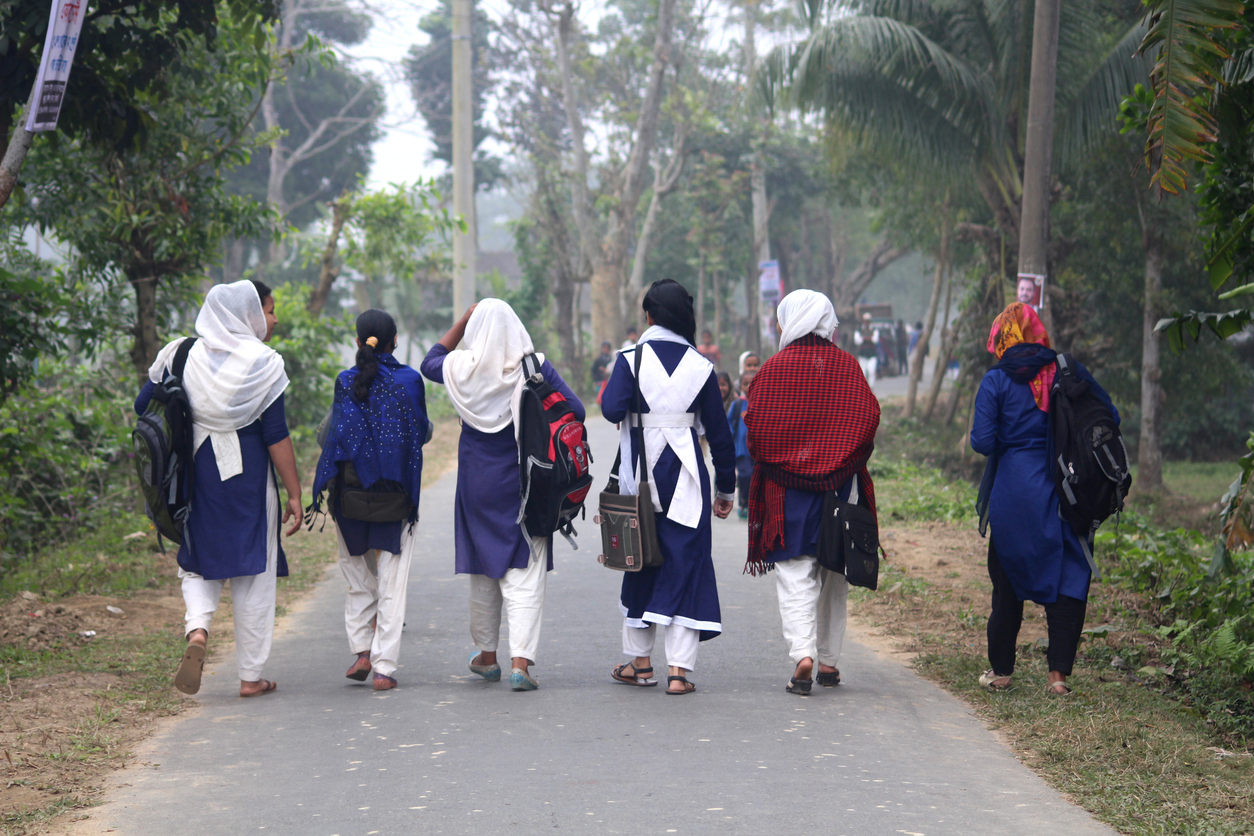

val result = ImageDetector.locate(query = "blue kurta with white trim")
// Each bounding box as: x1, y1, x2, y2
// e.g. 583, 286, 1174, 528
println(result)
601, 341, 736, 641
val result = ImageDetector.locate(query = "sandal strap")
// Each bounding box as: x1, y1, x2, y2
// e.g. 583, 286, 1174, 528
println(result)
667, 675, 689, 684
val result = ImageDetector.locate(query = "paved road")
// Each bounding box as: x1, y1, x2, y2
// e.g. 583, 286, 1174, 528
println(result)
81, 418, 1112, 836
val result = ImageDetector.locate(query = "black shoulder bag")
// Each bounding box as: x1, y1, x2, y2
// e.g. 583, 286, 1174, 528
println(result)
594, 345, 664, 572
817, 474, 880, 590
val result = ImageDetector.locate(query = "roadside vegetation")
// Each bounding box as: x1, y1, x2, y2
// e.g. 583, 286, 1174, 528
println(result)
861, 403, 1254, 835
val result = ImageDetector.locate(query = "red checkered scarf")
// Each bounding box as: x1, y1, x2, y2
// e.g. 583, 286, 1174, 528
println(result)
744, 334, 880, 575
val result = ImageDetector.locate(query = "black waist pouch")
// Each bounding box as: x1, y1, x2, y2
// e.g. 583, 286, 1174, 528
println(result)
816, 476, 880, 591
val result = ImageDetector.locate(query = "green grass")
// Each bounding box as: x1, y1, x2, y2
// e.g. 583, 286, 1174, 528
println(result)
1130, 460, 1238, 503
918, 652, 1254, 835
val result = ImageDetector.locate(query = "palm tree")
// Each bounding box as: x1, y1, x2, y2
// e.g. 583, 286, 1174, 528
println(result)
766, 0, 1149, 256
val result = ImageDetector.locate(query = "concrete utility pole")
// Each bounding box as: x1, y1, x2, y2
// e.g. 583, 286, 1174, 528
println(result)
1017, 0, 1060, 321
451, 0, 475, 318
746, 0, 769, 354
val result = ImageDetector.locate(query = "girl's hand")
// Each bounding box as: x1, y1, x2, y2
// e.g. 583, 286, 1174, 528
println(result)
283, 496, 304, 535
712, 498, 734, 519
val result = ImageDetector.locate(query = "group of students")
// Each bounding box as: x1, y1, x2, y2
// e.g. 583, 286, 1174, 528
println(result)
142, 277, 1111, 702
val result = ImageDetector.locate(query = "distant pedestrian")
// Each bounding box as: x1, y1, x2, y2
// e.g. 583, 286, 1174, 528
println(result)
592, 340, 614, 404
895, 319, 909, 374
726, 371, 755, 519
422, 299, 585, 692
603, 280, 735, 695
698, 329, 723, 370
853, 313, 878, 384
138, 279, 301, 699
621, 326, 640, 352
745, 290, 880, 696
312, 309, 429, 691
972, 303, 1119, 696
738, 351, 761, 381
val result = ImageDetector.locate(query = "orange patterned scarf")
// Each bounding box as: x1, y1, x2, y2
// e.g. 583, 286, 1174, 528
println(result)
987, 303, 1055, 411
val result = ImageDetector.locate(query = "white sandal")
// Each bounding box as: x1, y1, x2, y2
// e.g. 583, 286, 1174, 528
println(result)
978, 670, 1012, 691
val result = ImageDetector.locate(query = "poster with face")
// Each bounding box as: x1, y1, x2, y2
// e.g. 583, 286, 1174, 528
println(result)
1016, 273, 1044, 309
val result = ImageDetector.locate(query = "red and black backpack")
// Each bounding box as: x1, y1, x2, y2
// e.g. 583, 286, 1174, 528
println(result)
516, 353, 594, 545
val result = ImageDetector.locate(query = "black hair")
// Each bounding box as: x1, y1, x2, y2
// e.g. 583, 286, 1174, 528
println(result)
642, 279, 696, 345
626, 325, 639, 336
353, 309, 399, 402
716, 371, 733, 399
250, 279, 273, 306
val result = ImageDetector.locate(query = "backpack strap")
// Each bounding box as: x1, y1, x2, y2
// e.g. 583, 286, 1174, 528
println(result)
172, 337, 198, 378
1055, 352, 1076, 380
522, 353, 542, 380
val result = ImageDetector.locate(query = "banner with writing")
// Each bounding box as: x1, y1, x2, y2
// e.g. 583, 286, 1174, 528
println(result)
26, 0, 88, 132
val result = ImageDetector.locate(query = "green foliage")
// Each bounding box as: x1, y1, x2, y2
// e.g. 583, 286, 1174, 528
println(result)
268, 282, 351, 436
871, 459, 977, 524
337, 180, 461, 284
0, 360, 135, 562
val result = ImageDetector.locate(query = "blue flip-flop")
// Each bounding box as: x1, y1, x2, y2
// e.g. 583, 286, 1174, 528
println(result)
468, 651, 501, 681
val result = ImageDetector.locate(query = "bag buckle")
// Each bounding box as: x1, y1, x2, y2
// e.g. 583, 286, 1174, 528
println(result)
629, 518, 638, 529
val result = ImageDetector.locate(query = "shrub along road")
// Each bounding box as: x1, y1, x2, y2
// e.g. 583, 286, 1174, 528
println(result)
68, 419, 1112, 836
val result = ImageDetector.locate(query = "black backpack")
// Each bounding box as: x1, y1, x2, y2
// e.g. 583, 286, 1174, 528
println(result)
516, 354, 594, 545
133, 338, 198, 549
1048, 353, 1132, 578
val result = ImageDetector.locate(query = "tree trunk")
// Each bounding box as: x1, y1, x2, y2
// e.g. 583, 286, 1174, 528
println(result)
1138, 227, 1164, 488
905, 208, 949, 419
0, 88, 37, 211
713, 268, 724, 348
307, 197, 351, 317
921, 264, 954, 420
833, 236, 908, 322
552, 268, 578, 380
1017, 0, 1060, 330
695, 252, 707, 338
129, 272, 162, 383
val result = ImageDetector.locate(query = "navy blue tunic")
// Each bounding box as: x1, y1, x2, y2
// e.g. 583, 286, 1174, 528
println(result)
135, 383, 289, 581
421, 345, 585, 579
763, 480, 854, 564
970, 360, 1118, 603
333, 354, 430, 556
601, 341, 736, 640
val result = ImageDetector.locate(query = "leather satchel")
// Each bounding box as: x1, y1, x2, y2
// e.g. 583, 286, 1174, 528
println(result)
595, 345, 664, 572
817, 474, 880, 590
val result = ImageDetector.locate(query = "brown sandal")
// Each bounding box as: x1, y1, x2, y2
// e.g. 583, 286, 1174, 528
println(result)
240, 679, 278, 698
174, 642, 206, 695
612, 662, 658, 687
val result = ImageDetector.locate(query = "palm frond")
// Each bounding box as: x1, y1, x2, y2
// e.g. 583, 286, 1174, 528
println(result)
1139, 0, 1243, 194
1055, 21, 1152, 172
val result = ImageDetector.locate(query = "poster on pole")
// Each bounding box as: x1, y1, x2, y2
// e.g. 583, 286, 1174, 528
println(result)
758, 260, 782, 344
1015, 272, 1045, 310
25, 0, 88, 132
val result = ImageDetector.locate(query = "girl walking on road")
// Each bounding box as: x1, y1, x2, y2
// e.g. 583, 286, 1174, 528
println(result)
312, 310, 430, 691
421, 300, 584, 692
138, 279, 302, 699
744, 290, 880, 696
602, 280, 736, 695
972, 303, 1119, 696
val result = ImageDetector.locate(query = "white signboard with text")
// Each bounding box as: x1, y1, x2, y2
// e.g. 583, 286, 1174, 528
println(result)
26, 0, 88, 132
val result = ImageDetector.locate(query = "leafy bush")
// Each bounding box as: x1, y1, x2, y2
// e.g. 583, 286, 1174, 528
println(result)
0, 360, 135, 563
871, 459, 977, 523
269, 282, 353, 439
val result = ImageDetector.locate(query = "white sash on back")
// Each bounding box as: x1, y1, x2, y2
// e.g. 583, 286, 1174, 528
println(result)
617, 340, 712, 529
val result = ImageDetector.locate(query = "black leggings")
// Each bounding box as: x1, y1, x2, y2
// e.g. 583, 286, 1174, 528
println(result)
986, 540, 1087, 677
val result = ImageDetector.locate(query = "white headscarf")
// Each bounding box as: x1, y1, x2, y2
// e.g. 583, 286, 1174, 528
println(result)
441, 298, 543, 435
148, 280, 289, 481
776, 289, 839, 350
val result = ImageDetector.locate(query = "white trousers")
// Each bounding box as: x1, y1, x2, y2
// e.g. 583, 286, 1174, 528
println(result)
774, 554, 849, 667
180, 470, 279, 682
338, 524, 417, 678
857, 356, 877, 385
468, 538, 548, 664
622, 620, 700, 672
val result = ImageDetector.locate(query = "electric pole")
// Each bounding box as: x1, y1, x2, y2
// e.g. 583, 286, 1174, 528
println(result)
451, 0, 475, 318
1017, 0, 1060, 324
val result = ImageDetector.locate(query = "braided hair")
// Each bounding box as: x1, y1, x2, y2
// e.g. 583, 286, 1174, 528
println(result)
353, 309, 398, 402
642, 279, 696, 345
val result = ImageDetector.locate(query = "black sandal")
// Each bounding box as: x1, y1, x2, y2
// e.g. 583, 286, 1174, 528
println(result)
786, 677, 812, 696
816, 669, 841, 687
612, 662, 658, 687
665, 675, 696, 695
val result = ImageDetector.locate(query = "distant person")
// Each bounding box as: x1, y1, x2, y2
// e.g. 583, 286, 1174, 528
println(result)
422, 299, 585, 692
853, 313, 878, 385
621, 326, 640, 352
592, 340, 614, 404
602, 280, 735, 695
972, 303, 1118, 696
738, 351, 761, 382
745, 290, 879, 696
312, 309, 429, 691
717, 370, 735, 412
726, 370, 755, 519
697, 329, 723, 370
137, 279, 301, 699
895, 319, 909, 374
907, 321, 923, 356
